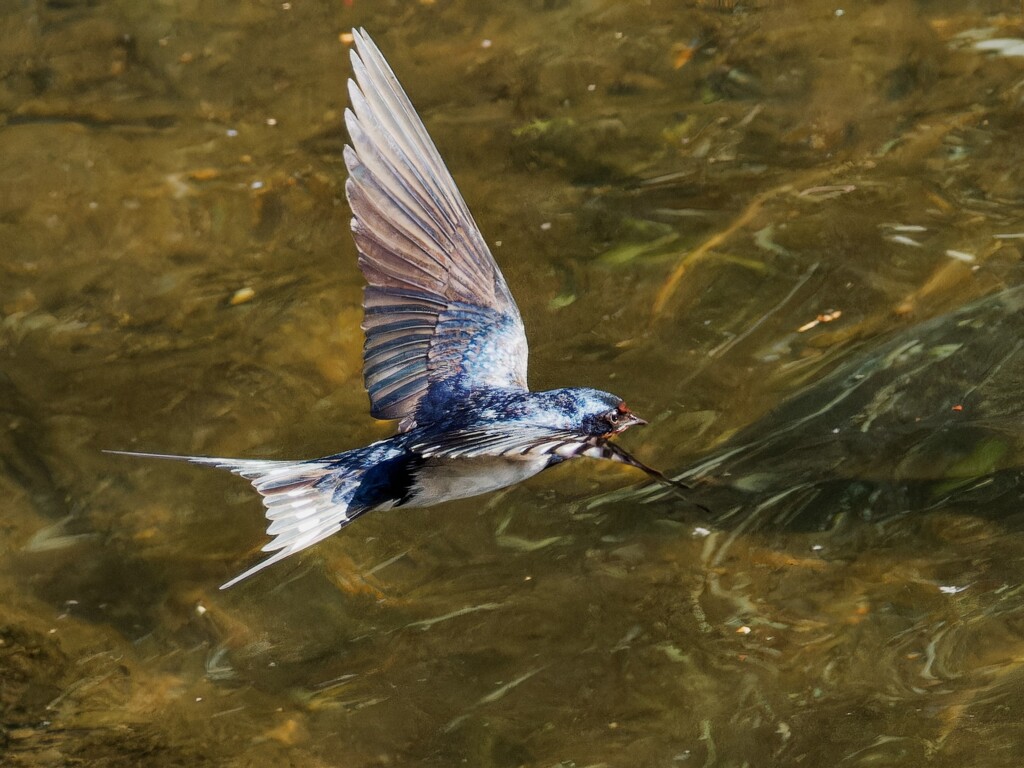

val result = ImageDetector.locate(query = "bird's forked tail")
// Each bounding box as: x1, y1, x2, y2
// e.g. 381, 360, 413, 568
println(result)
106, 450, 367, 589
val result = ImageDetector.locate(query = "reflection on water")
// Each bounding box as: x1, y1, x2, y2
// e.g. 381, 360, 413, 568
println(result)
2, 0, 1024, 765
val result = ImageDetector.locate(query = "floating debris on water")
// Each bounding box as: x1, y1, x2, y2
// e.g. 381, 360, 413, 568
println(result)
974, 38, 1024, 57
887, 234, 924, 247
229, 287, 256, 306
945, 249, 975, 262
797, 309, 842, 333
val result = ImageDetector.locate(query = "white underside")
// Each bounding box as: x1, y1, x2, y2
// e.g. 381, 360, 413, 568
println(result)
402, 455, 550, 508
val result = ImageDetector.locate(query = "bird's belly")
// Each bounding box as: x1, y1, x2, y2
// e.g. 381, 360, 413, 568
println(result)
402, 455, 549, 508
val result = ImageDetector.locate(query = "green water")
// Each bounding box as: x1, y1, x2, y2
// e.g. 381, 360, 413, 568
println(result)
3, 0, 1024, 765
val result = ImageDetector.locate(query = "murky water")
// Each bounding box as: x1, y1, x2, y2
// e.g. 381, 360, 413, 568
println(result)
3, 0, 1024, 765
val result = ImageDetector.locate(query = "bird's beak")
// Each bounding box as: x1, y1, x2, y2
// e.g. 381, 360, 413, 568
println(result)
617, 412, 647, 432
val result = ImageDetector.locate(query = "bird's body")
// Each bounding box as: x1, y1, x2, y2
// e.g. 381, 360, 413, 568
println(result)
113, 30, 685, 589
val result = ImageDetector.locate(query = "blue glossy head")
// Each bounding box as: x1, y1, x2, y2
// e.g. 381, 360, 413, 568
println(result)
535, 387, 647, 438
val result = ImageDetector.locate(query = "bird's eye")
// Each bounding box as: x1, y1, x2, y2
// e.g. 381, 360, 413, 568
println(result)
607, 411, 620, 425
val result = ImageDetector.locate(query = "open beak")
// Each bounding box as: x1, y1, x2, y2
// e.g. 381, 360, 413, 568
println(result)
612, 412, 647, 434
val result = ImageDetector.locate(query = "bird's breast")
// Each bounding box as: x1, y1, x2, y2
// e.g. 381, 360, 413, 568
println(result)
401, 455, 550, 509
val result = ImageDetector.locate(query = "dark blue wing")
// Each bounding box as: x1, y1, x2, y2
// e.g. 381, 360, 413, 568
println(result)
412, 427, 691, 490
345, 29, 528, 431
412, 426, 586, 459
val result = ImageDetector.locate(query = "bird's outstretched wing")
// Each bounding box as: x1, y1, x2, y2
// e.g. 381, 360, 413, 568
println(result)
412, 426, 697, 494
345, 29, 528, 431
412, 426, 591, 459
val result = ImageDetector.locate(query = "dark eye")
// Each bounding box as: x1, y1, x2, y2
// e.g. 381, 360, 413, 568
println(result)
607, 411, 620, 425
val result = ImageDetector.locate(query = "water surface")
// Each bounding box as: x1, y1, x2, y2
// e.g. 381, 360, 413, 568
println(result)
2, 0, 1024, 765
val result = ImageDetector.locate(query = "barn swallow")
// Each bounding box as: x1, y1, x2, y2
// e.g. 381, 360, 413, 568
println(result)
111, 29, 691, 589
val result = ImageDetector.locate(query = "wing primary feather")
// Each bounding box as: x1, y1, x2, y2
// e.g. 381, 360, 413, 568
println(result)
346, 89, 463, 249
346, 159, 452, 276
350, 32, 472, 235
345, 29, 530, 424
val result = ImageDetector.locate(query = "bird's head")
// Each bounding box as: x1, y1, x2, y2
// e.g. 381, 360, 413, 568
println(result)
572, 389, 648, 439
